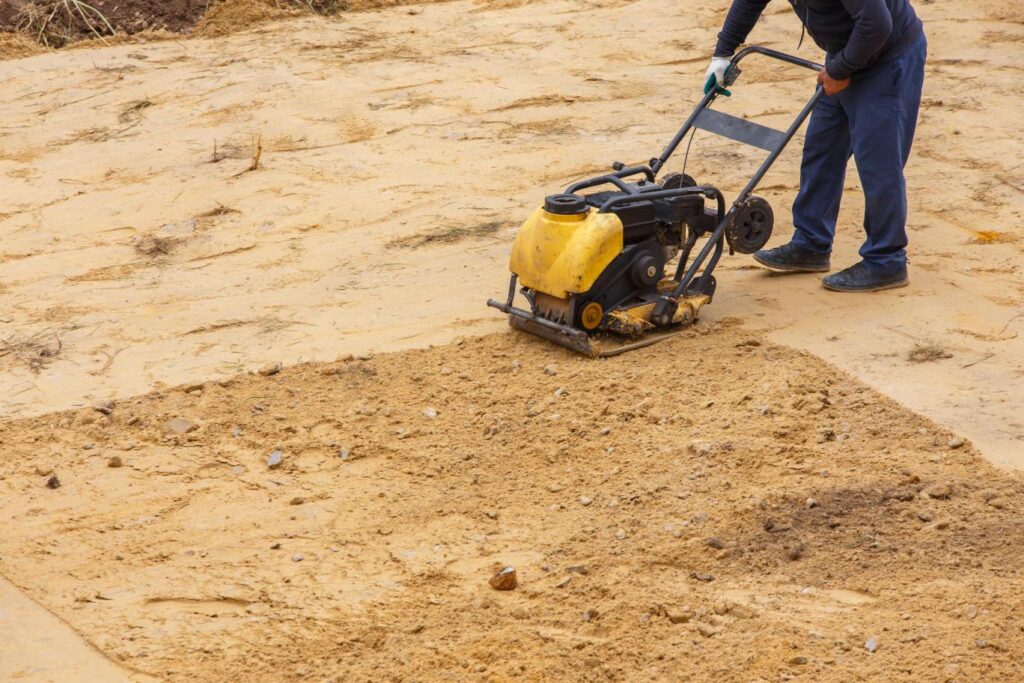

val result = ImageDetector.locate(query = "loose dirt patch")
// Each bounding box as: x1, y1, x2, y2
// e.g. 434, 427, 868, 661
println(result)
2, 324, 1022, 680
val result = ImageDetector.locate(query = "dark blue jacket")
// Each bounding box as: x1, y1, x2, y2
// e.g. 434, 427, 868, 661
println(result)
714, 0, 924, 80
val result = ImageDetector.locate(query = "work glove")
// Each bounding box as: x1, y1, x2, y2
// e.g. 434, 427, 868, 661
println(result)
703, 56, 733, 96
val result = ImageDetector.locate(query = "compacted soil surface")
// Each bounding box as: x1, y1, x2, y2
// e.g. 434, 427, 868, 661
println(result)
2, 323, 1023, 681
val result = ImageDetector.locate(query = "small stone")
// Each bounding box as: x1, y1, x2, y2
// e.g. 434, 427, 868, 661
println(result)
579, 496, 593, 507
93, 400, 115, 415
547, 483, 563, 493
484, 510, 498, 519
705, 537, 724, 550
947, 437, 965, 449
45, 475, 61, 489
566, 565, 589, 575
582, 608, 599, 622
259, 362, 282, 376
690, 572, 715, 582
789, 656, 808, 666
787, 543, 805, 561
423, 407, 438, 418
289, 496, 305, 505
695, 622, 719, 638
988, 498, 1008, 510
965, 604, 978, 619
165, 418, 196, 435
827, 517, 841, 529
865, 637, 879, 653
34, 463, 53, 477
666, 607, 694, 624
598, 427, 611, 436
440, 366, 453, 375
923, 483, 952, 500
409, 624, 425, 634
291, 553, 304, 562
916, 510, 934, 522
543, 364, 558, 376
489, 566, 517, 591
614, 529, 627, 540
107, 456, 123, 468
805, 498, 819, 509
267, 450, 283, 469
338, 448, 351, 461
555, 576, 572, 588
270, 542, 282, 550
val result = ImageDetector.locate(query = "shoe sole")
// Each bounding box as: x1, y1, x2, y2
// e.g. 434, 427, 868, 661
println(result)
753, 252, 831, 273
822, 278, 909, 293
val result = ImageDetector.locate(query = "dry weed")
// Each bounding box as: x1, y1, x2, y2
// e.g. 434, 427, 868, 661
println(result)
14, 0, 115, 48
907, 342, 953, 364
0, 328, 68, 372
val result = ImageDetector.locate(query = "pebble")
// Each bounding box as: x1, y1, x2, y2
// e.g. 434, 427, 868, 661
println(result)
582, 608, 599, 622
614, 529, 627, 540
566, 565, 589, 575
547, 483, 563, 493
695, 622, 719, 638
948, 437, 965, 449
165, 418, 196, 435
988, 498, 1007, 510
107, 456, 123, 468
579, 496, 593, 507
259, 362, 282, 377
34, 463, 53, 477
787, 543, 805, 561
865, 637, 879, 652
543, 364, 558, 376
706, 537, 724, 550
789, 656, 808, 666
598, 427, 611, 436
690, 572, 715, 582
93, 400, 115, 415
291, 553, 304, 562
666, 607, 694, 624
916, 510, 934, 522
423, 407, 438, 418
46, 475, 61, 489
923, 483, 952, 500
555, 577, 572, 588
484, 510, 498, 519
267, 450, 283, 469
289, 496, 305, 505
489, 566, 517, 591
805, 498, 819, 509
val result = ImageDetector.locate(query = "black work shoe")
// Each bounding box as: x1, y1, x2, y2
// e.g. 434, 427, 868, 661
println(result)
753, 242, 831, 273
822, 261, 909, 292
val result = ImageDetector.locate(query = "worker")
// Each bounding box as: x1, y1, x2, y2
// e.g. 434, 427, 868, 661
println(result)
704, 0, 926, 292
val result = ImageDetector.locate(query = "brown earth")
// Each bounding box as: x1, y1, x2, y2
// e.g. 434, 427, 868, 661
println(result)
2, 323, 1024, 681
0, 0, 349, 48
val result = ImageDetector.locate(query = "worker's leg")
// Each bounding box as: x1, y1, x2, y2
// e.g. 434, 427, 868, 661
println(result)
790, 92, 852, 255
843, 35, 927, 275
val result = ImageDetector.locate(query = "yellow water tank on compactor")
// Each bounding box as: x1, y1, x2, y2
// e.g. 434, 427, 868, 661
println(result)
508, 199, 624, 300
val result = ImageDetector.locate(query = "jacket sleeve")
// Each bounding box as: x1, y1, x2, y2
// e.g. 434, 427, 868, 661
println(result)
827, 0, 894, 79
714, 0, 772, 58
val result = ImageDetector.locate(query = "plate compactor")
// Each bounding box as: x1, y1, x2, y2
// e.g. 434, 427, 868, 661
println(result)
488, 47, 825, 357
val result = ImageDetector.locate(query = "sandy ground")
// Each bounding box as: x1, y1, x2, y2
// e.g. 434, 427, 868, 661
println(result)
0, 0, 1022, 463
1, 0, 1023, 680
2, 325, 1024, 681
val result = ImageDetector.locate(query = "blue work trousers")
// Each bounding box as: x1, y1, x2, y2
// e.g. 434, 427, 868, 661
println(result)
791, 34, 928, 275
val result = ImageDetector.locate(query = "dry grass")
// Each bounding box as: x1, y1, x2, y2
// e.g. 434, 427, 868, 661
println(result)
133, 235, 175, 257
907, 342, 954, 364
14, 0, 115, 48
0, 328, 68, 372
